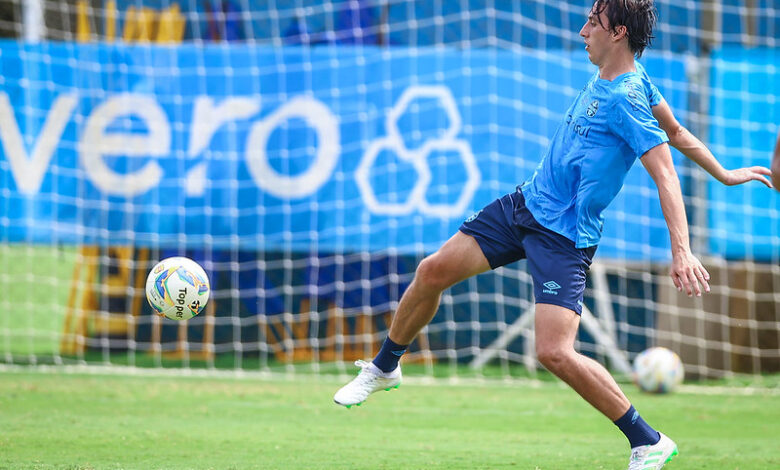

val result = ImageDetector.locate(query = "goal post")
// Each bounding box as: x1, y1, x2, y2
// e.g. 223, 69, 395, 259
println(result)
0, 1, 778, 382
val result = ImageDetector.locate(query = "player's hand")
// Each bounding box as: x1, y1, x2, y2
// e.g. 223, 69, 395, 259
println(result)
670, 251, 710, 297
721, 166, 773, 188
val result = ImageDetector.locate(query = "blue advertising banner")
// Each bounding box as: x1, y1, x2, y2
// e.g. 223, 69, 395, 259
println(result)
708, 47, 780, 261
0, 42, 686, 260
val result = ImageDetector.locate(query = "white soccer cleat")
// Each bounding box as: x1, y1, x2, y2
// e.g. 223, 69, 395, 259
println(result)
627, 432, 679, 470
333, 359, 401, 408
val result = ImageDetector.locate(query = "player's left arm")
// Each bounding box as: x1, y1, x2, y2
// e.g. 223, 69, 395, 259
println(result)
651, 98, 772, 188
640, 142, 711, 297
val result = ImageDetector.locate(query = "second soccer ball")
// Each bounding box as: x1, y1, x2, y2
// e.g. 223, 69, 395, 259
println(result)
632, 347, 685, 394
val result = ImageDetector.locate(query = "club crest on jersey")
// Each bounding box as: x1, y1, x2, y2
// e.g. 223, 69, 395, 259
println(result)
586, 100, 599, 117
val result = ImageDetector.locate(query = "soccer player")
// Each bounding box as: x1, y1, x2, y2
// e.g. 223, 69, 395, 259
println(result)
772, 130, 780, 191
334, 1, 772, 469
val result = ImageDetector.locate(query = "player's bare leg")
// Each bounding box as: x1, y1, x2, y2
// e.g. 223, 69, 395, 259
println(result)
534, 303, 630, 419
534, 303, 677, 469
388, 231, 491, 345
333, 231, 490, 407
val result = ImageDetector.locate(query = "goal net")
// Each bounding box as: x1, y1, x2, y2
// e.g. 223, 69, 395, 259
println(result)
1, 0, 778, 382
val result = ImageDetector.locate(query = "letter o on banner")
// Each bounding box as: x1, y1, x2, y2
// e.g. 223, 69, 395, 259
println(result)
246, 96, 340, 199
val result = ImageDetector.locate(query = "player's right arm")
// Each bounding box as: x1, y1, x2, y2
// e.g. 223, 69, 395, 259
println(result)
651, 98, 772, 188
640, 142, 710, 297
771, 129, 780, 191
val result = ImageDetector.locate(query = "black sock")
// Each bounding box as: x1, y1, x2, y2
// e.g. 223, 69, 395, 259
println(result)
613, 405, 661, 448
372, 337, 408, 373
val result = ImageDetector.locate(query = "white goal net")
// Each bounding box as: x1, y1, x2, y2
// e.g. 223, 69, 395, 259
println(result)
0, 0, 778, 382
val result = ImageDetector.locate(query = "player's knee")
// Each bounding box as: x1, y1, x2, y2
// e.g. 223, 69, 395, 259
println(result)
536, 344, 571, 373
414, 255, 454, 293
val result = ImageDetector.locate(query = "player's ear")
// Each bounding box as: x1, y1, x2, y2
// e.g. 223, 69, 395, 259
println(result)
612, 25, 627, 40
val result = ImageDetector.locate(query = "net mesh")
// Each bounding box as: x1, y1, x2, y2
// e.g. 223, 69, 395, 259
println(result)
0, 0, 778, 381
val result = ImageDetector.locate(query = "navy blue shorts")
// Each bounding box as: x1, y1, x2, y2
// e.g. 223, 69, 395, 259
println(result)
459, 190, 597, 315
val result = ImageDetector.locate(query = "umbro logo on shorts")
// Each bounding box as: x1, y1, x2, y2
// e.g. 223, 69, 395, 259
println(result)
542, 280, 561, 295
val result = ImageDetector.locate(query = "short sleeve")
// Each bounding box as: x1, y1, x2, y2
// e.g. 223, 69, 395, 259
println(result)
636, 60, 664, 106
609, 81, 669, 159
647, 81, 663, 107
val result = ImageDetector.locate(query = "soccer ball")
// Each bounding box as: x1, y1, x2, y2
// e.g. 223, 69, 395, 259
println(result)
145, 257, 210, 321
632, 347, 684, 394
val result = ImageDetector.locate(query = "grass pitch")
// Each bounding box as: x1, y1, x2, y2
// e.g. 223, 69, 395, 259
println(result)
1, 369, 778, 469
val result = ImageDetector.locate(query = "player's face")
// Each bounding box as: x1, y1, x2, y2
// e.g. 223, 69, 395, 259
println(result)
579, 8, 611, 66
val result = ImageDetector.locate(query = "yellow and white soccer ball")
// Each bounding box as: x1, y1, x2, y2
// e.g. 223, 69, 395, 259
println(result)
632, 347, 684, 394
145, 257, 210, 321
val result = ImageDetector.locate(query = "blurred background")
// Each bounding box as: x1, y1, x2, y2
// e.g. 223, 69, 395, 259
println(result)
0, 0, 777, 382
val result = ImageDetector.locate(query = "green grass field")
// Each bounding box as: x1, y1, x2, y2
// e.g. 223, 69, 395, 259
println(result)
0, 245, 76, 356
2, 246, 779, 468
1, 369, 778, 470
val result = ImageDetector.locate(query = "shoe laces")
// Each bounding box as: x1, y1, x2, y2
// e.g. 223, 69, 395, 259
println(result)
628, 447, 648, 469
352, 360, 379, 385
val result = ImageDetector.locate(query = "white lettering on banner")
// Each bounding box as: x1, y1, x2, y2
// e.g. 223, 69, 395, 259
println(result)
80, 93, 170, 197
186, 96, 261, 196
0, 89, 482, 217
245, 96, 340, 199
0, 92, 78, 195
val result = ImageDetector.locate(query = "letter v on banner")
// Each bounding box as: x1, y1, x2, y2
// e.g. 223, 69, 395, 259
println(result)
0, 92, 78, 195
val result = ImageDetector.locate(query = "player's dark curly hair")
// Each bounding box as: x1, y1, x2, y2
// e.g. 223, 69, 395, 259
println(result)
592, 0, 657, 58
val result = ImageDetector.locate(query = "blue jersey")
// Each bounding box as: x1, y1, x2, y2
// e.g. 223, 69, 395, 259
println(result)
520, 61, 669, 248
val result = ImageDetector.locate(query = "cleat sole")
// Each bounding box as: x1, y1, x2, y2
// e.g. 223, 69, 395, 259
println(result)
341, 401, 364, 409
